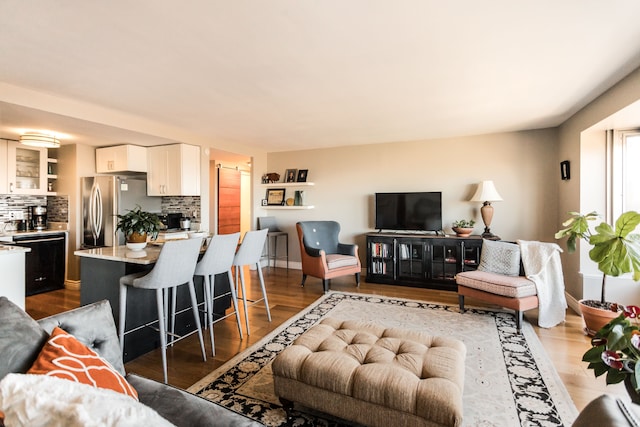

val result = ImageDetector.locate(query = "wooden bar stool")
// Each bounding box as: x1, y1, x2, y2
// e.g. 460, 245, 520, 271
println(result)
118, 238, 206, 383
194, 232, 243, 356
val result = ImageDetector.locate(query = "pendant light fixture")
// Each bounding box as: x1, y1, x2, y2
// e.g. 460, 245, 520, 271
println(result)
19, 133, 60, 148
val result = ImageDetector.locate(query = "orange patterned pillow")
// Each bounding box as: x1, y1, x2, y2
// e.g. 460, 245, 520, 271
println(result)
27, 327, 138, 400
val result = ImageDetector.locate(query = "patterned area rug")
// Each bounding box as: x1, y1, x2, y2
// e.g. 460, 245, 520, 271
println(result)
188, 292, 578, 426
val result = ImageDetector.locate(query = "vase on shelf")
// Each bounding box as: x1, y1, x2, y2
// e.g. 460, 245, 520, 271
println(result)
294, 190, 305, 206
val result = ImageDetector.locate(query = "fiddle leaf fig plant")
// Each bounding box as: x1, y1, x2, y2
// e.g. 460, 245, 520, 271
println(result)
555, 210, 640, 304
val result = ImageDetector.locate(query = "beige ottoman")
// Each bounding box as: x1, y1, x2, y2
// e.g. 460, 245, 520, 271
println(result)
272, 318, 466, 427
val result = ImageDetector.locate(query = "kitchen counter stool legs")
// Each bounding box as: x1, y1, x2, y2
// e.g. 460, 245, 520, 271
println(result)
194, 232, 243, 356
118, 238, 206, 383
233, 229, 271, 336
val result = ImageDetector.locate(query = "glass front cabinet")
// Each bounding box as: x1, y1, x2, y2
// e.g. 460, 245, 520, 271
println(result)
6, 142, 47, 194
366, 234, 483, 290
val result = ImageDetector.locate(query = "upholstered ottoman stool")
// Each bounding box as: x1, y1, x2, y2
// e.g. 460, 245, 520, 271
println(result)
456, 270, 538, 330
272, 318, 466, 427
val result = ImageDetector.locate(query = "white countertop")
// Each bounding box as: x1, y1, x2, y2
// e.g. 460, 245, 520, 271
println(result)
0, 229, 68, 243
75, 245, 163, 265
0, 245, 31, 254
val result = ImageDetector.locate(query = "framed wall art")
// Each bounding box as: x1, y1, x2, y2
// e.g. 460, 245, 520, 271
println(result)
297, 169, 308, 182
285, 169, 297, 183
266, 188, 286, 205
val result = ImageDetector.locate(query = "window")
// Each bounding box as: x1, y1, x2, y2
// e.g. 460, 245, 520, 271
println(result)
611, 130, 640, 219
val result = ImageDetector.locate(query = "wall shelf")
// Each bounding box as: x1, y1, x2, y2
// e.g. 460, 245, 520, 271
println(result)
261, 182, 315, 188
262, 205, 315, 210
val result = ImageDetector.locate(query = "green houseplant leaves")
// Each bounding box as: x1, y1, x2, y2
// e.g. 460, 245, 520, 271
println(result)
115, 205, 163, 241
555, 210, 640, 304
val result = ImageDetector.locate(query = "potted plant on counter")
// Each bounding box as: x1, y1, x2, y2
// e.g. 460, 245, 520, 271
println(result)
452, 219, 475, 237
116, 205, 162, 251
555, 211, 640, 335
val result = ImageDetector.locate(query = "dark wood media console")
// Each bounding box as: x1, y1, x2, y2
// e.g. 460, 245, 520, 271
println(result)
366, 233, 483, 291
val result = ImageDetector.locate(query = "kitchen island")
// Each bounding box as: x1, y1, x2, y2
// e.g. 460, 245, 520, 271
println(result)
75, 244, 231, 362
0, 245, 31, 309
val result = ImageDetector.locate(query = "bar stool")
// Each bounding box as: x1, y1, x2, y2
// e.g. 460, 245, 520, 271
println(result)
194, 232, 243, 356
118, 238, 206, 383
258, 216, 288, 269
233, 229, 271, 335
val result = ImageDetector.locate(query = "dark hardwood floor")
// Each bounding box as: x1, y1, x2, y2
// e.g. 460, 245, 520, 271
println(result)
25, 266, 626, 411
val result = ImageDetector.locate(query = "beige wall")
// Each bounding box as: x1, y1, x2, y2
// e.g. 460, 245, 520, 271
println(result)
261, 128, 559, 267
59, 143, 97, 283
558, 65, 640, 305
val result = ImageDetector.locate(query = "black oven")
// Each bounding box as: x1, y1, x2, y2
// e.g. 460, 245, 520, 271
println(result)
10, 233, 66, 296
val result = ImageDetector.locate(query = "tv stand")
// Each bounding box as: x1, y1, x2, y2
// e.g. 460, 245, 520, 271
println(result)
366, 233, 482, 291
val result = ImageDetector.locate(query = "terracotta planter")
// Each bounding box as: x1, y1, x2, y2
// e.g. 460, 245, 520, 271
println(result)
452, 227, 474, 237
127, 231, 147, 243
579, 299, 620, 336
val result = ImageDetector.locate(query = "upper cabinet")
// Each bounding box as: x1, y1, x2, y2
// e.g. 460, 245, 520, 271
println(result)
147, 143, 200, 196
96, 144, 147, 173
6, 142, 47, 195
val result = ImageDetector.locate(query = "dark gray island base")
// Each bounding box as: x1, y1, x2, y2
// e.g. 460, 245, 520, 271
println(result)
76, 246, 231, 362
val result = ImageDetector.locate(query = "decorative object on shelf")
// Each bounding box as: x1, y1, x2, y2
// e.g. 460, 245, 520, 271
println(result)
286, 198, 294, 206
262, 172, 280, 183
266, 188, 286, 205
294, 190, 304, 206
285, 169, 297, 183
470, 180, 503, 240
555, 210, 640, 335
19, 132, 60, 148
297, 169, 308, 182
452, 219, 475, 237
261, 199, 268, 206
115, 205, 162, 250
582, 305, 640, 403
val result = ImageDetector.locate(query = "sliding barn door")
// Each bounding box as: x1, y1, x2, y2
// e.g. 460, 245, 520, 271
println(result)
217, 167, 241, 234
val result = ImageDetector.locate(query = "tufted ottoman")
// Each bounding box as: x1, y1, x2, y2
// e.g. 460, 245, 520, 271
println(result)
272, 318, 466, 427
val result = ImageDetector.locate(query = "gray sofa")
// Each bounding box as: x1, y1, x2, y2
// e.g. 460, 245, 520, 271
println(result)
0, 297, 262, 427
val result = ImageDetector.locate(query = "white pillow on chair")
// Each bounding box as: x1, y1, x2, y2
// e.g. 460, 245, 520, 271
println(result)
477, 240, 521, 276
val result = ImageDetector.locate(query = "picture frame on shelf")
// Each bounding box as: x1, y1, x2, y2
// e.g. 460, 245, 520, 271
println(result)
266, 188, 286, 205
285, 169, 297, 183
297, 169, 308, 182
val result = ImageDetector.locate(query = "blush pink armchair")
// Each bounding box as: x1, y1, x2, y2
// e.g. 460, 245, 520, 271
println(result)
296, 221, 361, 293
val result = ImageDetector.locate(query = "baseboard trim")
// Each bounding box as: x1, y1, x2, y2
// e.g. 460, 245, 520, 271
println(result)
565, 291, 581, 316
64, 280, 81, 290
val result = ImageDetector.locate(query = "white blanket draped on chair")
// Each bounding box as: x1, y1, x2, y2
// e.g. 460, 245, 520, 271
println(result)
518, 240, 567, 328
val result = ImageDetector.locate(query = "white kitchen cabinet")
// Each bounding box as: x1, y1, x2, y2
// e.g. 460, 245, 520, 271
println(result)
6, 142, 47, 195
96, 144, 147, 173
147, 143, 200, 196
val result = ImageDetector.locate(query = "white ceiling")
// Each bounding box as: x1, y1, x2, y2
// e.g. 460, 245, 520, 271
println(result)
1, 1, 640, 156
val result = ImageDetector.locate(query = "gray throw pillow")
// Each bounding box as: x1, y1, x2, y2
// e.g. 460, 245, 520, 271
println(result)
0, 297, 49, 381
477, 240, 521, 276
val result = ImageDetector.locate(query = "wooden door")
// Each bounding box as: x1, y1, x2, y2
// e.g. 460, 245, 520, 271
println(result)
218, 167, 241, 234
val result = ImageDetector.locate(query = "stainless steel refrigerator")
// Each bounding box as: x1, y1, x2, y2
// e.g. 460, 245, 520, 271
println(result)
81, 176, 162, 248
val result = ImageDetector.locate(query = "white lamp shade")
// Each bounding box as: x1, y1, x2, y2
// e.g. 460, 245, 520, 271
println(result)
470, 180, 503, 202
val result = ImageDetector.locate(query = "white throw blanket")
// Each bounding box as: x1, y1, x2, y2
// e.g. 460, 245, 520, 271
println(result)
518, 240, 567, 328
0, 373, 175, 427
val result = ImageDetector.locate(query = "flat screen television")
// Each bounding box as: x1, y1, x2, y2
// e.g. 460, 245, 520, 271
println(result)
375, 192, 442, 232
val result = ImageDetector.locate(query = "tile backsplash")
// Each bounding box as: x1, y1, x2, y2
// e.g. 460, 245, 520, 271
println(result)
161, 196, 201, 220
0, 194, 198, 226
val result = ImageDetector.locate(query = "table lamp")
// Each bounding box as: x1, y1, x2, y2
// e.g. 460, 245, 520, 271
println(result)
470, 180, 503, 240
